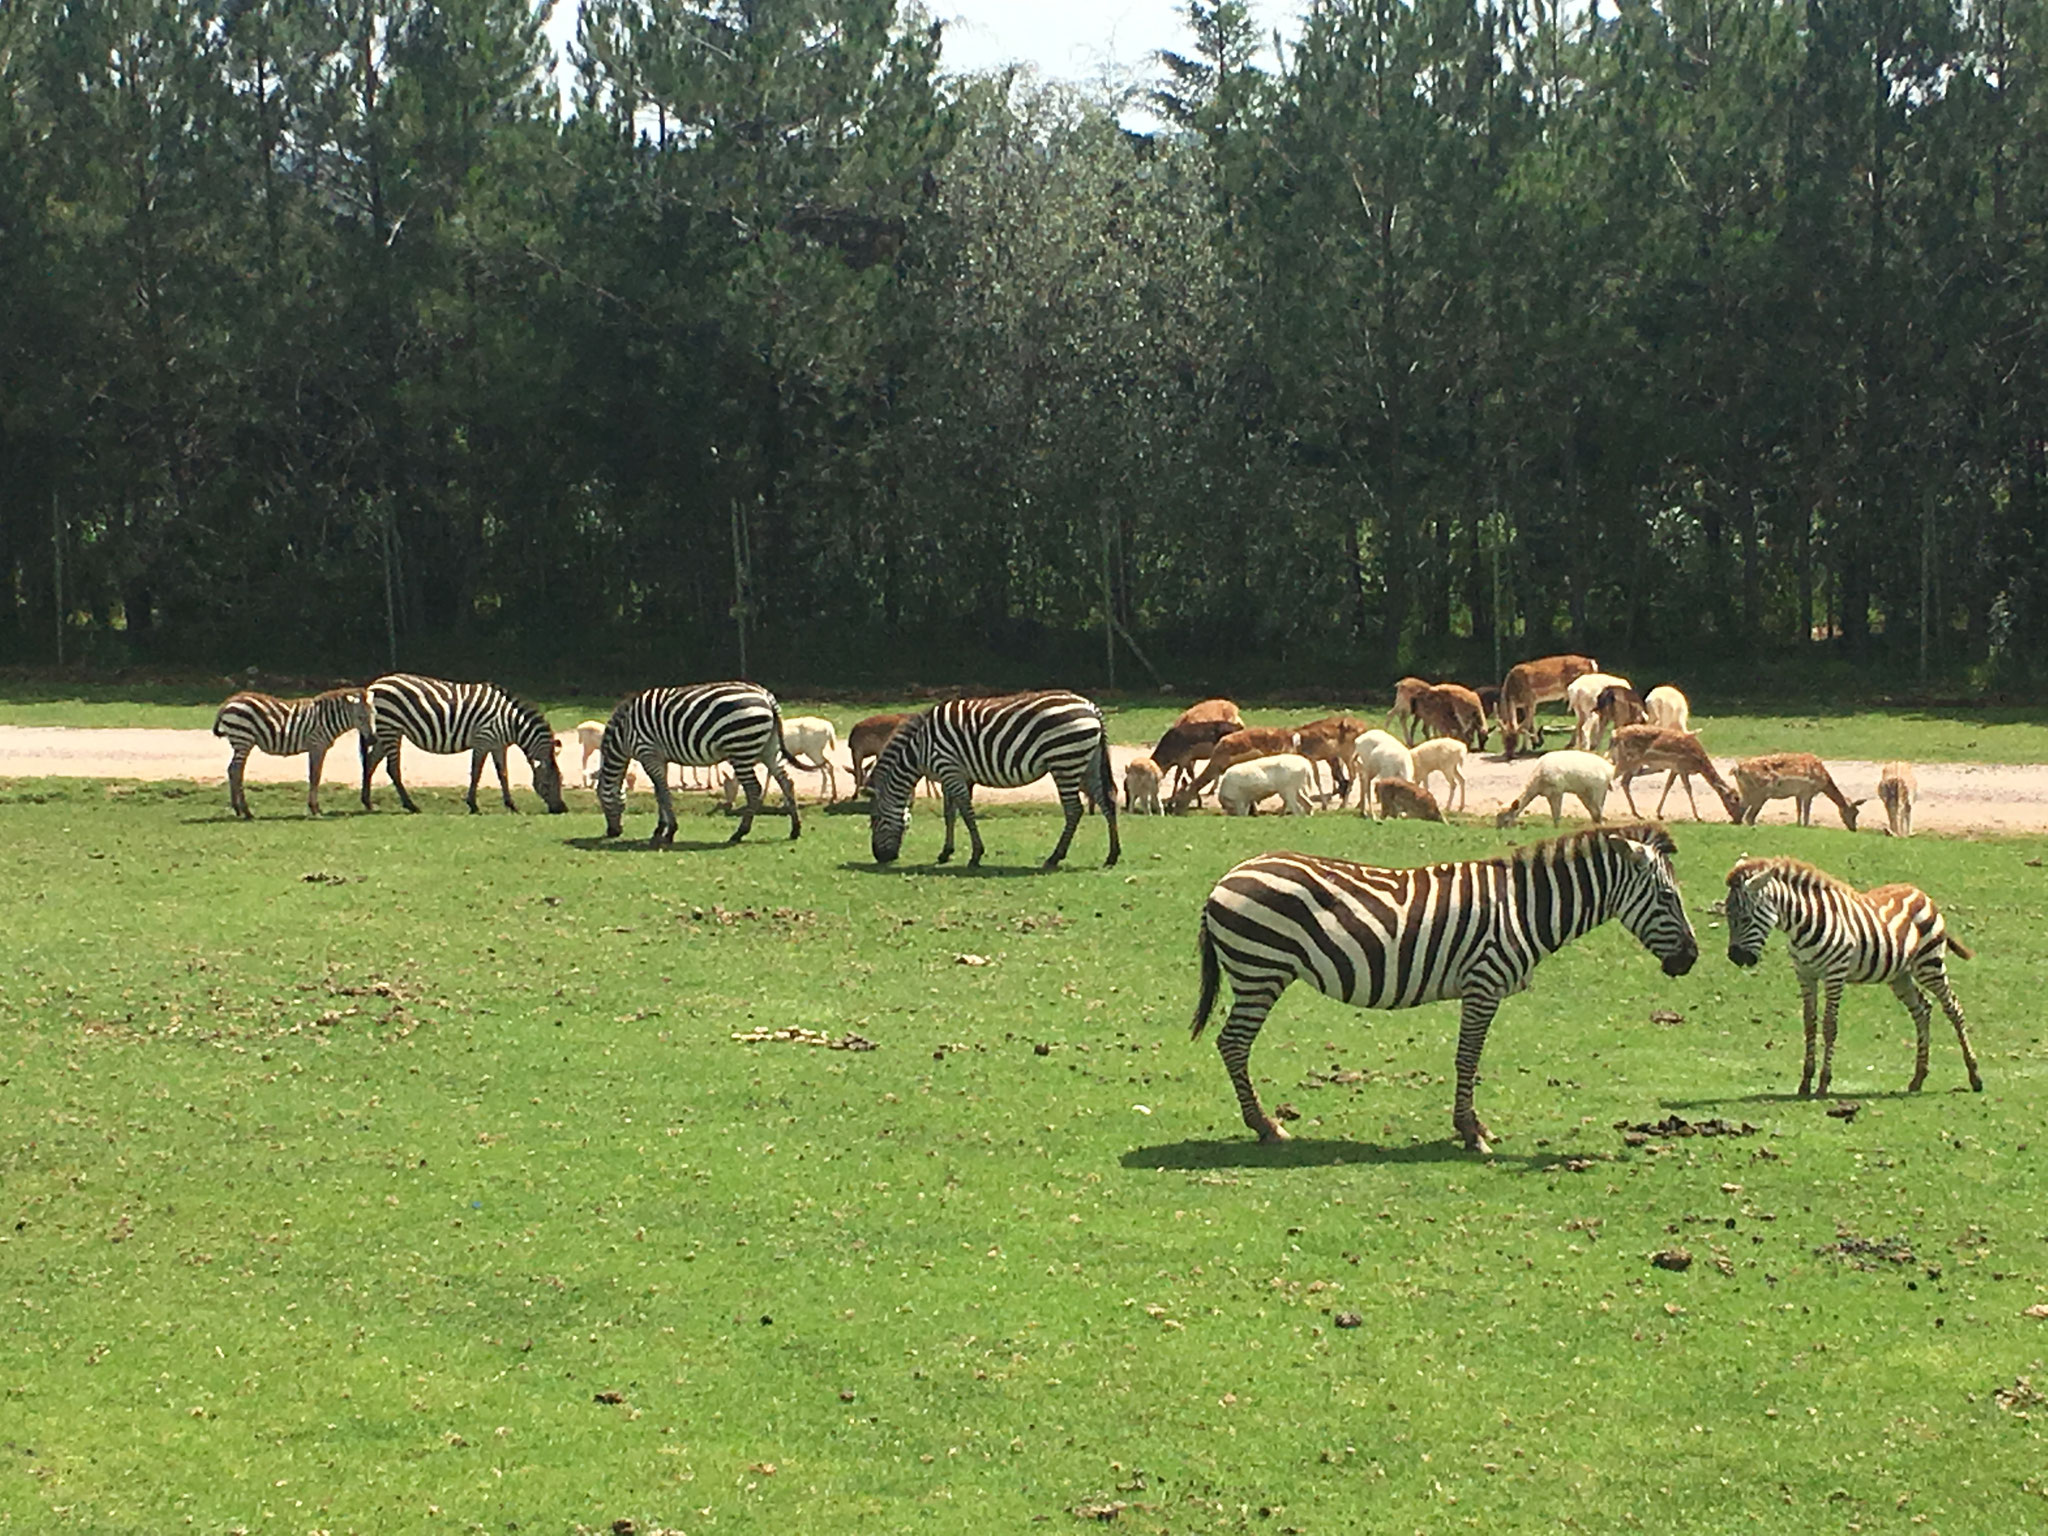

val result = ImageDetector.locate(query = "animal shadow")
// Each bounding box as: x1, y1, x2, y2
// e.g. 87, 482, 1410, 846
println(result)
1121, 1137, 1551, 1171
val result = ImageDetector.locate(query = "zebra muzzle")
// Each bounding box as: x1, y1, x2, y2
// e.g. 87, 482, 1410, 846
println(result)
1662, 945, 1698, 977
1727, 945, 1760, 968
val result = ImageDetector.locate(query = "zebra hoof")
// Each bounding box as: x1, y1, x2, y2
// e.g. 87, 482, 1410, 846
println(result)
1970, 1076, 1985, 1093
1257, 1121, 1293, 1143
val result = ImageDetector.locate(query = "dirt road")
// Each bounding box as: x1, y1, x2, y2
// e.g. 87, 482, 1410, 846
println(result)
0, 724, 2040, 833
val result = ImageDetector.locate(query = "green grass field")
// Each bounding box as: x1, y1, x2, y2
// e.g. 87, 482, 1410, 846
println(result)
1, 677, 2045, 765
4, 782, 2046, 1532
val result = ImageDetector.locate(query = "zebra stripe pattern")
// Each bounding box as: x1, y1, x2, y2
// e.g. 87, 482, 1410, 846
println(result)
359, 674, 565, 815
1723, 856, 1982, 1096
211, 688, 366, 819
1192, 824, 1698, 1151
868, 690, 1119, 869
596, 683, 801, 847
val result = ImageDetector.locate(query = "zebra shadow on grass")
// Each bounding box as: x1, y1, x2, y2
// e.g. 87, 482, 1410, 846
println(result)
1657, 1088, 1961, 1111
1121, 1137, 1555, 1171
841, 860, 1052, 879
563, 835, 781, 854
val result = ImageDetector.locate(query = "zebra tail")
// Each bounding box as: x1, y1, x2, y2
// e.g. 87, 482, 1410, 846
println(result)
1092, 728, 1115, 816
211, 709, 229, 738
1946, 934, 1975, 962
1191, 920, 1221, 1040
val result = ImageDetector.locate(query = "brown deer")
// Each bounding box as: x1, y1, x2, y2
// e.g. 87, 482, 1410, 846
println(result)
1374, 777, 1445, 822
1410, 683, 1487, 748
1733, 752, 1864, 830
1295, 714, 1371, 804
848, 713, 913, 795
1878, 762, 1916, 837
1609, 725, 1742, 822
1148, 699, 1246, 800
1167, 726, 1301, 811
1386, 677, 1431, 744
1498, 654, 1600, 758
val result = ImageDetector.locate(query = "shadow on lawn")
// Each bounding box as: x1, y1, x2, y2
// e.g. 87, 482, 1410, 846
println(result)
1121, 1137, 1553, 1171
1658, 1087, 1959, 1111
563, 834, 786, 854
842, 860, 1054, 879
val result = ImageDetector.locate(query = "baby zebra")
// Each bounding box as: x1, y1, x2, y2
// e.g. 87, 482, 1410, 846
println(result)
360, 674, 566, 814
212, 687, 366, 818
1723, 856, 1982, 1097
1193, 824, 1698, 1152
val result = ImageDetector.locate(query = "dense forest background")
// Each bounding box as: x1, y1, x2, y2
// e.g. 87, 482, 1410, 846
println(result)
1, 0, 2044, 691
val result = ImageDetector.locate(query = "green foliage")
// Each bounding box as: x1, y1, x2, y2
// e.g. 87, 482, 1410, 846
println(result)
2, 1, 2047, 687
4, 789, 2047, 1529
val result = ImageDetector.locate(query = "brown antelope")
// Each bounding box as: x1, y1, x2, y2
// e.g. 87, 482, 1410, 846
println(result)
1498, 654, 1599, 758
1609, 725, 1741, 821
1733, 752, 1864, 830
1587, 683, 1648, 751
1877, 762, 1916, 837
1295, 714, 1371, 804
1167, 726, 1301, 811
1386, 677, 1431, 744
1374, 777, 1445, 822
1148, 699, 1246, 800
1410, 682, 1487, 748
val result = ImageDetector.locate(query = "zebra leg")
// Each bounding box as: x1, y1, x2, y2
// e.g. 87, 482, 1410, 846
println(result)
1797, 974, 1820, 1096
492, 746, 515, 811
466, 749, 488, 814
384, 742, 419, 813
360, 737, 380, 810
1891, 975, 1934, 1092
1924, 969, 1983, 1092
227, 746, 253, 820
1215, 979, 1291, 1141
648, 757, 677, 846
305, 742, 329, 816
1044, 781, 1085, 869
1452, 994, 1503, 1153
1815, 978, 1845, 1097
768, 761, 803, 841
727, 764, 763, 845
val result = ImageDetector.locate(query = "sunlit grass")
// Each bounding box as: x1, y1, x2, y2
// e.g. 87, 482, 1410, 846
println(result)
3, 784, 2045, 1531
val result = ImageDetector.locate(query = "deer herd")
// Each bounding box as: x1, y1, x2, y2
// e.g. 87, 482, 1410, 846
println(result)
1126, 654, 1919, 836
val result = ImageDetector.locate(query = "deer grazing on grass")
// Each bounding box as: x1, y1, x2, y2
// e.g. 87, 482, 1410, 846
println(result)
1167, 727, 1302, 812
1375, 777, 1445, 822
1498, 654, 1600, 758
1294, 715, 1371, 804
1409, 683, 1488, 749
1733, 752, 1864, 830
1148, 699, 1247, 802
1608, 725, 1741, 822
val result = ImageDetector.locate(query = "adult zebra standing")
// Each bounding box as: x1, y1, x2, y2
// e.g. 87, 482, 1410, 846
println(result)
597, 683, 801, 847
1192, 824, 1698, 1152
868, 690, 1119, 869
359, 674, 566, 814
211, 688, 367, 819
1723, 856, 1982, 1097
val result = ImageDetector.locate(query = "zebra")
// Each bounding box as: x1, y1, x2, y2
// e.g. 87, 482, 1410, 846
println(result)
211, 688, 367, 819
1723, 856, 1982, 1097
358, 673, 565, 815
596, 683, 801, 847
868, 690, 1119, 869
1192, 823, 1698, 1152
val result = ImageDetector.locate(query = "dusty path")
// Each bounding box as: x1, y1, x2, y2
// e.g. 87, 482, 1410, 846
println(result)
0, 724, 2042, 834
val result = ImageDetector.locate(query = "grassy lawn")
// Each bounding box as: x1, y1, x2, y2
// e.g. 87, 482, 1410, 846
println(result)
3, 783, 2046, 1533
0, 677, 2044, 766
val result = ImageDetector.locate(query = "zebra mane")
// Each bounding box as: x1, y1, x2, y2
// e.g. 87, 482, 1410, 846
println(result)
1726, 855, 1846, 892
503, 691, 550, 739
1502, 821, 1677, 869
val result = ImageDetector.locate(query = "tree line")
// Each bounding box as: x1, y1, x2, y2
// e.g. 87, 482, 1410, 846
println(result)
1, 0, 2043, 691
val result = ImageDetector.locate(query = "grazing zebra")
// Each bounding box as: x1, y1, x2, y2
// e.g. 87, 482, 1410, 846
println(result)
211, 688, 367, 819
1192, 824, 1698, 1152
596, 683, 801, 847
1723, 856, 1982, 1097
359, 674, 565, 815
869, 690, 1119, 869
